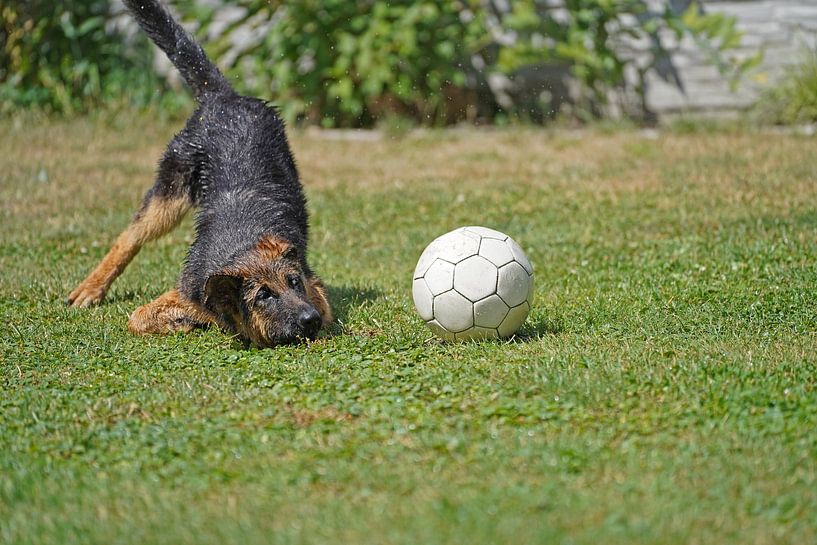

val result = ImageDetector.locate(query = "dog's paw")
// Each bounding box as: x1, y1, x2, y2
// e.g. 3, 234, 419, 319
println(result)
66, 282, 107, 308
128, 304, 200, 335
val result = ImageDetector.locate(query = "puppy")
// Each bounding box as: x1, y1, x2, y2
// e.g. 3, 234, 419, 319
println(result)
67, 0, 332, 347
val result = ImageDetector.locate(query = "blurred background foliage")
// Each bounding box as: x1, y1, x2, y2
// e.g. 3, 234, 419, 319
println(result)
753, 47, 817, 126
1, 0, 766, 126
0, 0, 170, 114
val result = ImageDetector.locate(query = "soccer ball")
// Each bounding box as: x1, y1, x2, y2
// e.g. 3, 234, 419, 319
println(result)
412, 226, 534, 341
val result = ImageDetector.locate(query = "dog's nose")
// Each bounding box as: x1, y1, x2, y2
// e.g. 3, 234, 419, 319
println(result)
298, 307, 321, 335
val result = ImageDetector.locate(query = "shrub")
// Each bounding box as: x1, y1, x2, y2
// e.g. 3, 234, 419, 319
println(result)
754, 48, 817, 125
188, 0, 754, 126
0, 0, 165, 114
178, 0, 490, 126
1, 0, 754, 124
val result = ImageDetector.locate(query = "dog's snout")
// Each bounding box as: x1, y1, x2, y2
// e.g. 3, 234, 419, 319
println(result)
298, 307, 321, 335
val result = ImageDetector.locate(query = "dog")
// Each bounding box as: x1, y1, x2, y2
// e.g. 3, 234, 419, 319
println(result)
66, 0, 332, 347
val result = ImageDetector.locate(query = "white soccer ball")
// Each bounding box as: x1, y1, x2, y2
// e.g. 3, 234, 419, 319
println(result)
412, 226, 534, 341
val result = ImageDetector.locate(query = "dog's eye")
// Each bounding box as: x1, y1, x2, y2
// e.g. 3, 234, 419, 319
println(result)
287, 275, 302, 290
255, 286, 277, 303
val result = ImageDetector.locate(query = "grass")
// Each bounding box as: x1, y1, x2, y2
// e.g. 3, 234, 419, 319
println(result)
1, 114, 817, 544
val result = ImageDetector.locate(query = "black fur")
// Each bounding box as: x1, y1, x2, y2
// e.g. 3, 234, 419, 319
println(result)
124, 0, 324, 343
122, 0, 228, 98
170, 97, 310, 308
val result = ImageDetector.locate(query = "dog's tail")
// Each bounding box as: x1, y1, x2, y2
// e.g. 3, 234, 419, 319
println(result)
122, 0, 231, 99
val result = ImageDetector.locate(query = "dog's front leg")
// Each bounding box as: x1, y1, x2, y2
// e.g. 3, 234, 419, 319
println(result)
67, 195, 190, 307
128, 289, 213, 334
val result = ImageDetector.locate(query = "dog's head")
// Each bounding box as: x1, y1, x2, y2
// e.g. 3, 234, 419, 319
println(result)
203, 236, 331, 347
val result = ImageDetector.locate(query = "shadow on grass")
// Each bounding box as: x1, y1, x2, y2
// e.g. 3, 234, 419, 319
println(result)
514, 312, 564, 340
313, 284, 382, 340
104, 290, 142, 304
325, 284, 382, 325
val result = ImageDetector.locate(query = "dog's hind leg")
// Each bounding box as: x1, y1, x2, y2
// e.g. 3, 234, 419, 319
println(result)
67, 147, 194, 308
128, 289, 213, 334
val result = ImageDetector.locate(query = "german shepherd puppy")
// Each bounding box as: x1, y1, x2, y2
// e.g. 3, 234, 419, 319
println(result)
67, 0, 332, 347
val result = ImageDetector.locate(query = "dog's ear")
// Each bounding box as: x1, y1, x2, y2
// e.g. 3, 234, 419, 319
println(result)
203, 273, 243, 322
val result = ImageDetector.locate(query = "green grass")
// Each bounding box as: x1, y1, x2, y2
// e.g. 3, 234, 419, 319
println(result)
1, 115, 816, 544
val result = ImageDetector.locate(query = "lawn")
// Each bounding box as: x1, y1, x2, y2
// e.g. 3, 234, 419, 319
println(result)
1, 115, 816, 544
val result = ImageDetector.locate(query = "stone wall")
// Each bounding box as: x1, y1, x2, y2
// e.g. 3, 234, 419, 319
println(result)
643, 1, 817, 115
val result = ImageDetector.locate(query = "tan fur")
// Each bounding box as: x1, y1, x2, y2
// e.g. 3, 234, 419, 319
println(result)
247, 307, 273, 346
254, 235, 291, 262
306, 276, 333, 325
67, 196, 191, 307
248, 235, 333, 326
128, 289, 213, 334
213, 235, 333, 344
218, 235, 291, 280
